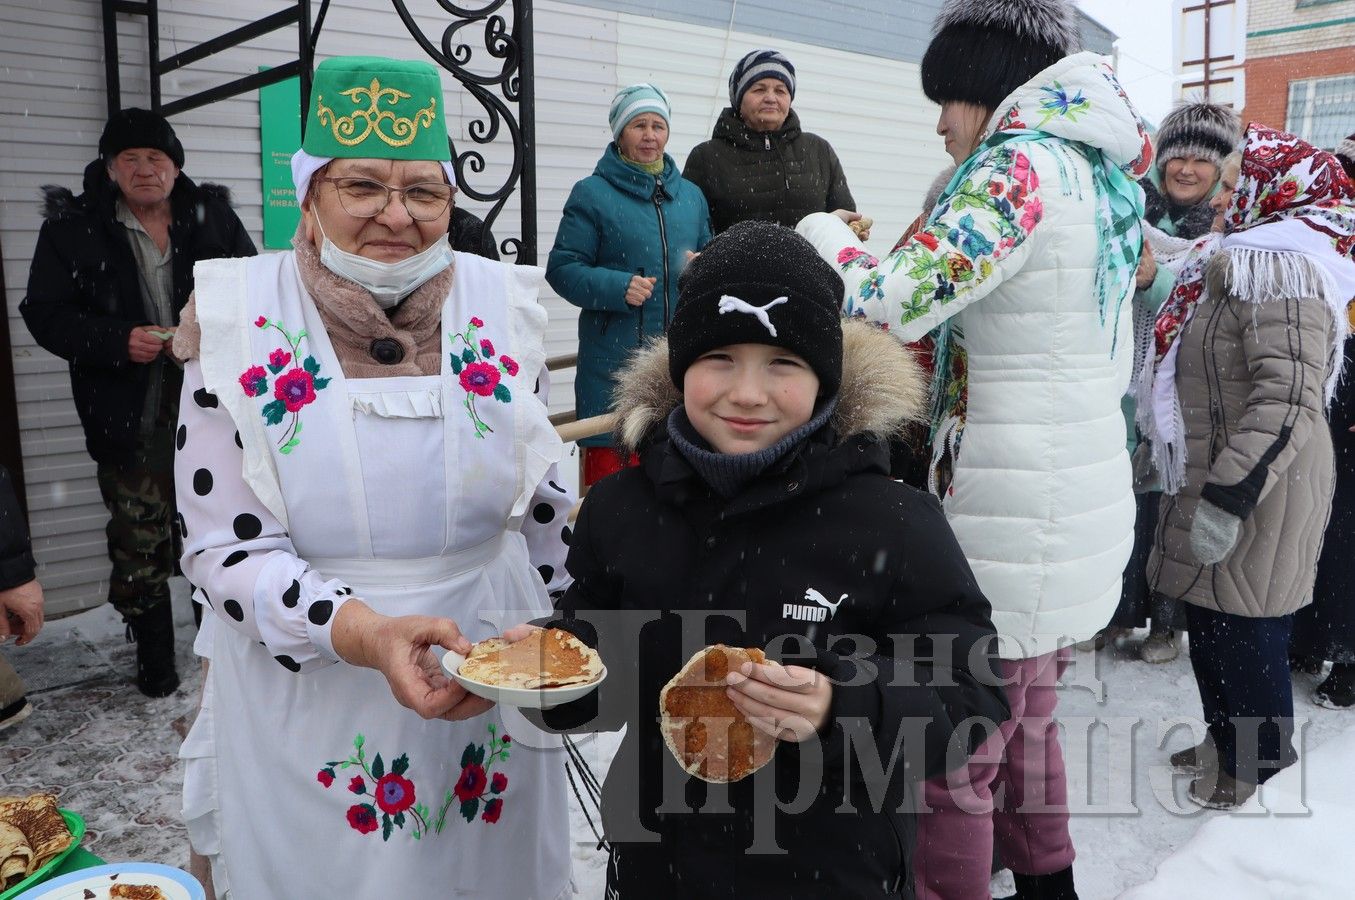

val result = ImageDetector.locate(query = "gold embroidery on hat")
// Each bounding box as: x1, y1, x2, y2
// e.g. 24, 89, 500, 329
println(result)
315, 78, 437, 148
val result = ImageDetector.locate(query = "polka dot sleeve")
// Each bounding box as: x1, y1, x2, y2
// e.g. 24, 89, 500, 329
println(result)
521, 366, 576, 598
175, 360, 353, 672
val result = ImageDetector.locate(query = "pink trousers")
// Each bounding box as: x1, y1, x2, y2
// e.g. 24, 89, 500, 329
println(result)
914, 649, 1074, 900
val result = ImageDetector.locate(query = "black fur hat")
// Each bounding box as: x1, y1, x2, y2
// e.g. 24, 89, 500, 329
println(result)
98, 108, 185, 168
668, 221, 844, 395
1154, 102, 1242, 175
921, 0, 1081, 111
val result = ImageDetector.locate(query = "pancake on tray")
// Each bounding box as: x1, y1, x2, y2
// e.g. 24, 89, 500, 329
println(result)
0, 792, 72, 884
0, 821, 32, 889
659, 645, 779, 784
459, 627, 602, 689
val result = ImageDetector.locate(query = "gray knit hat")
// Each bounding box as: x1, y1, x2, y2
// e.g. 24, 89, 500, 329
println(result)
728, 49, 796, 111
1337, 132, 1355, 180
1154, 102, 1242, 175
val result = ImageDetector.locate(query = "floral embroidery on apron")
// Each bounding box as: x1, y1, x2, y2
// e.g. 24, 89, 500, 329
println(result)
448, 316, 520, 437
237, 314, 334, 453
318, 723, 513, 840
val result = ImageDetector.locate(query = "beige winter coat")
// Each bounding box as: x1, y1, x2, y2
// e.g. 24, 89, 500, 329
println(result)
1149, 250, 1338, 617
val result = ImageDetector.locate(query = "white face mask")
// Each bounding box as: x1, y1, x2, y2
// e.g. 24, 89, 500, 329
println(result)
316, 216, 454, 309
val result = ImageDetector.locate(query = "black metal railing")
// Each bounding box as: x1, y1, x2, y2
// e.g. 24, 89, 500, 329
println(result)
389, 0, 537, 264
101, 0, 536, 262
101, 0, 318, 124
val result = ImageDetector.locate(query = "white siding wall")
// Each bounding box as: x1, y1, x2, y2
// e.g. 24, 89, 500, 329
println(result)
1, 0, 946, 615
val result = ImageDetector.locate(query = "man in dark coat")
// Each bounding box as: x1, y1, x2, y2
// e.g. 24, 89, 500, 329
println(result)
536, 222, 1007, 898
449, 204, 499, 260
683, 49, 855, 234
19, 108, 256, 697
0, 464, 43, 731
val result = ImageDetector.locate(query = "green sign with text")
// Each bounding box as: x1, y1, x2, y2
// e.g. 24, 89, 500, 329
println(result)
259, 69, 302, 249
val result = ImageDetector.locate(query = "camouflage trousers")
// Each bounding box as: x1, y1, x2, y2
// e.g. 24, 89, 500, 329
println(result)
0, 654, 24, 708
95, 387, 181, 619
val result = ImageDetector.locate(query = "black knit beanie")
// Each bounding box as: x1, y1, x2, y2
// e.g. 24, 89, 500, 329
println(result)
667, 221, 844, 395
921, 0, 1081, 111
99, 108, 185, 168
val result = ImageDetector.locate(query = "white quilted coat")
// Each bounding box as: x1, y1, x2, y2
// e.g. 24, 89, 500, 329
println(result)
799, 53, 1152, 658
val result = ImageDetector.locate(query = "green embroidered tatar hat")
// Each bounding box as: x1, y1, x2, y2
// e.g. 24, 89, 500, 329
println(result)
303, 56, 451, 161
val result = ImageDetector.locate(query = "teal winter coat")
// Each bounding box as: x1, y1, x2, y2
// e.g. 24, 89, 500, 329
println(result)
547, 144, 711, 446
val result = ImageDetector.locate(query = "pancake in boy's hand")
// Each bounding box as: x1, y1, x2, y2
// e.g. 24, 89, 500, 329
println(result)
659, 645, 779, 783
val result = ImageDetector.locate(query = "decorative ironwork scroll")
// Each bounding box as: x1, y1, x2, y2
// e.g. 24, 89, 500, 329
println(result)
390, 0, 537, 264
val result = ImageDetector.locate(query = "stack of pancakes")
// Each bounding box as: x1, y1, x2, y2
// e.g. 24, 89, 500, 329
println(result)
459, 627, 602, 689
660, 645, 779, 783
0, 793, 72, 888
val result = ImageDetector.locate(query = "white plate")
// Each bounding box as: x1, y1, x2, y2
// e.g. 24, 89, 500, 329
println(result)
440, 650, 605, 709
17, 863, 204, 900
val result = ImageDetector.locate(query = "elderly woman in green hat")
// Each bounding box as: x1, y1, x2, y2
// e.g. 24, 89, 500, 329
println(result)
172, 56, 574, 897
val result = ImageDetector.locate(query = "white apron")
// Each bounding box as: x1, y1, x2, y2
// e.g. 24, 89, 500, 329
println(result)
183, 251, 571, 899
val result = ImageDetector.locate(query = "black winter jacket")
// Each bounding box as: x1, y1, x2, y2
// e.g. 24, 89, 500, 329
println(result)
0, 465, 36, 592
682, 108, 855, 235
541, 323, 1008, 899
20, 160, 256, 466
449, 205, 500, 260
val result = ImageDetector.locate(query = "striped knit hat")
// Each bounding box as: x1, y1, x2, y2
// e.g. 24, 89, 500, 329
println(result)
608, 83, 670, 140
728, 49, 796, 111
1154, 102, 1241, 175
1337, 132, 1355, 180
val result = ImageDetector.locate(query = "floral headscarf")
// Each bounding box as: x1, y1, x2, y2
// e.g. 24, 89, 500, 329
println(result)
1140, 123, 1355, 493
1154, 124, 1355, 363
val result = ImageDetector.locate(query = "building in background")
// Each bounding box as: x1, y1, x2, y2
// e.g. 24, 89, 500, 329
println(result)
1173, 0, 1355, 149
0, 0, 1113, 615
1244, 0, 1355, 149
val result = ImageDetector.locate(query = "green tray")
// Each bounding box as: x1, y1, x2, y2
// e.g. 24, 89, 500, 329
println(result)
0, 809, 85, 900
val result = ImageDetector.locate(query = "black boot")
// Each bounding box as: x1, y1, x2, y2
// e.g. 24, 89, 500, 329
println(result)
1314, 663, 1355, 709
1013, 866, 1077, 900
126, 602, 180, 697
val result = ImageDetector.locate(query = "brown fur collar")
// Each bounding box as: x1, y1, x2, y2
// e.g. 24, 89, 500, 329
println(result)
612, 318, 928, 452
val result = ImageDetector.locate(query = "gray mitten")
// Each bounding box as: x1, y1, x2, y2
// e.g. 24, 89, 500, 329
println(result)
1190, 499, 1241, 565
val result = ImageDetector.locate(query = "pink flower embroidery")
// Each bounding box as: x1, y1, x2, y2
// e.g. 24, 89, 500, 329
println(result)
268, 348, 292, 370
455, 764, 488, 803
375, 773, 416, 815
239, 365, 267, 397
348, 775, 365, 794
346, 804, 379, 834
317, 769, 335, 788
274, 369, 317, 413
482, 798, 503, 824
450, 317, 516, 438
254, 316, 267, 328
459, 362, 501, 397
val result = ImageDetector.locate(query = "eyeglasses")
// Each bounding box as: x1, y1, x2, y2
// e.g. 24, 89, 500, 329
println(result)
316, 176, 455, 221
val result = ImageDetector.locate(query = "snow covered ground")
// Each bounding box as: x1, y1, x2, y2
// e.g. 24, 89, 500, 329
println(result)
562, 631, 1355, 898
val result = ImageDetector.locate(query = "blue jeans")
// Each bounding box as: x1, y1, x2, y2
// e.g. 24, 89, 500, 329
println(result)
1185, 604, 1296, 783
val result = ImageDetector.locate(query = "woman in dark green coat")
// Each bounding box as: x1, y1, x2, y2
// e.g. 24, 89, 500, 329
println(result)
546, 83, 711, 485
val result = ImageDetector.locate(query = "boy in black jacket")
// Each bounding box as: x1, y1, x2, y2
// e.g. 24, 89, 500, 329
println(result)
536, 221, 1008, 898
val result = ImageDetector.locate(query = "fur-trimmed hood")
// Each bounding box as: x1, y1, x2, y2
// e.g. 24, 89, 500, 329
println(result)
40, 158, 234, 223
610, 317, 928, 452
